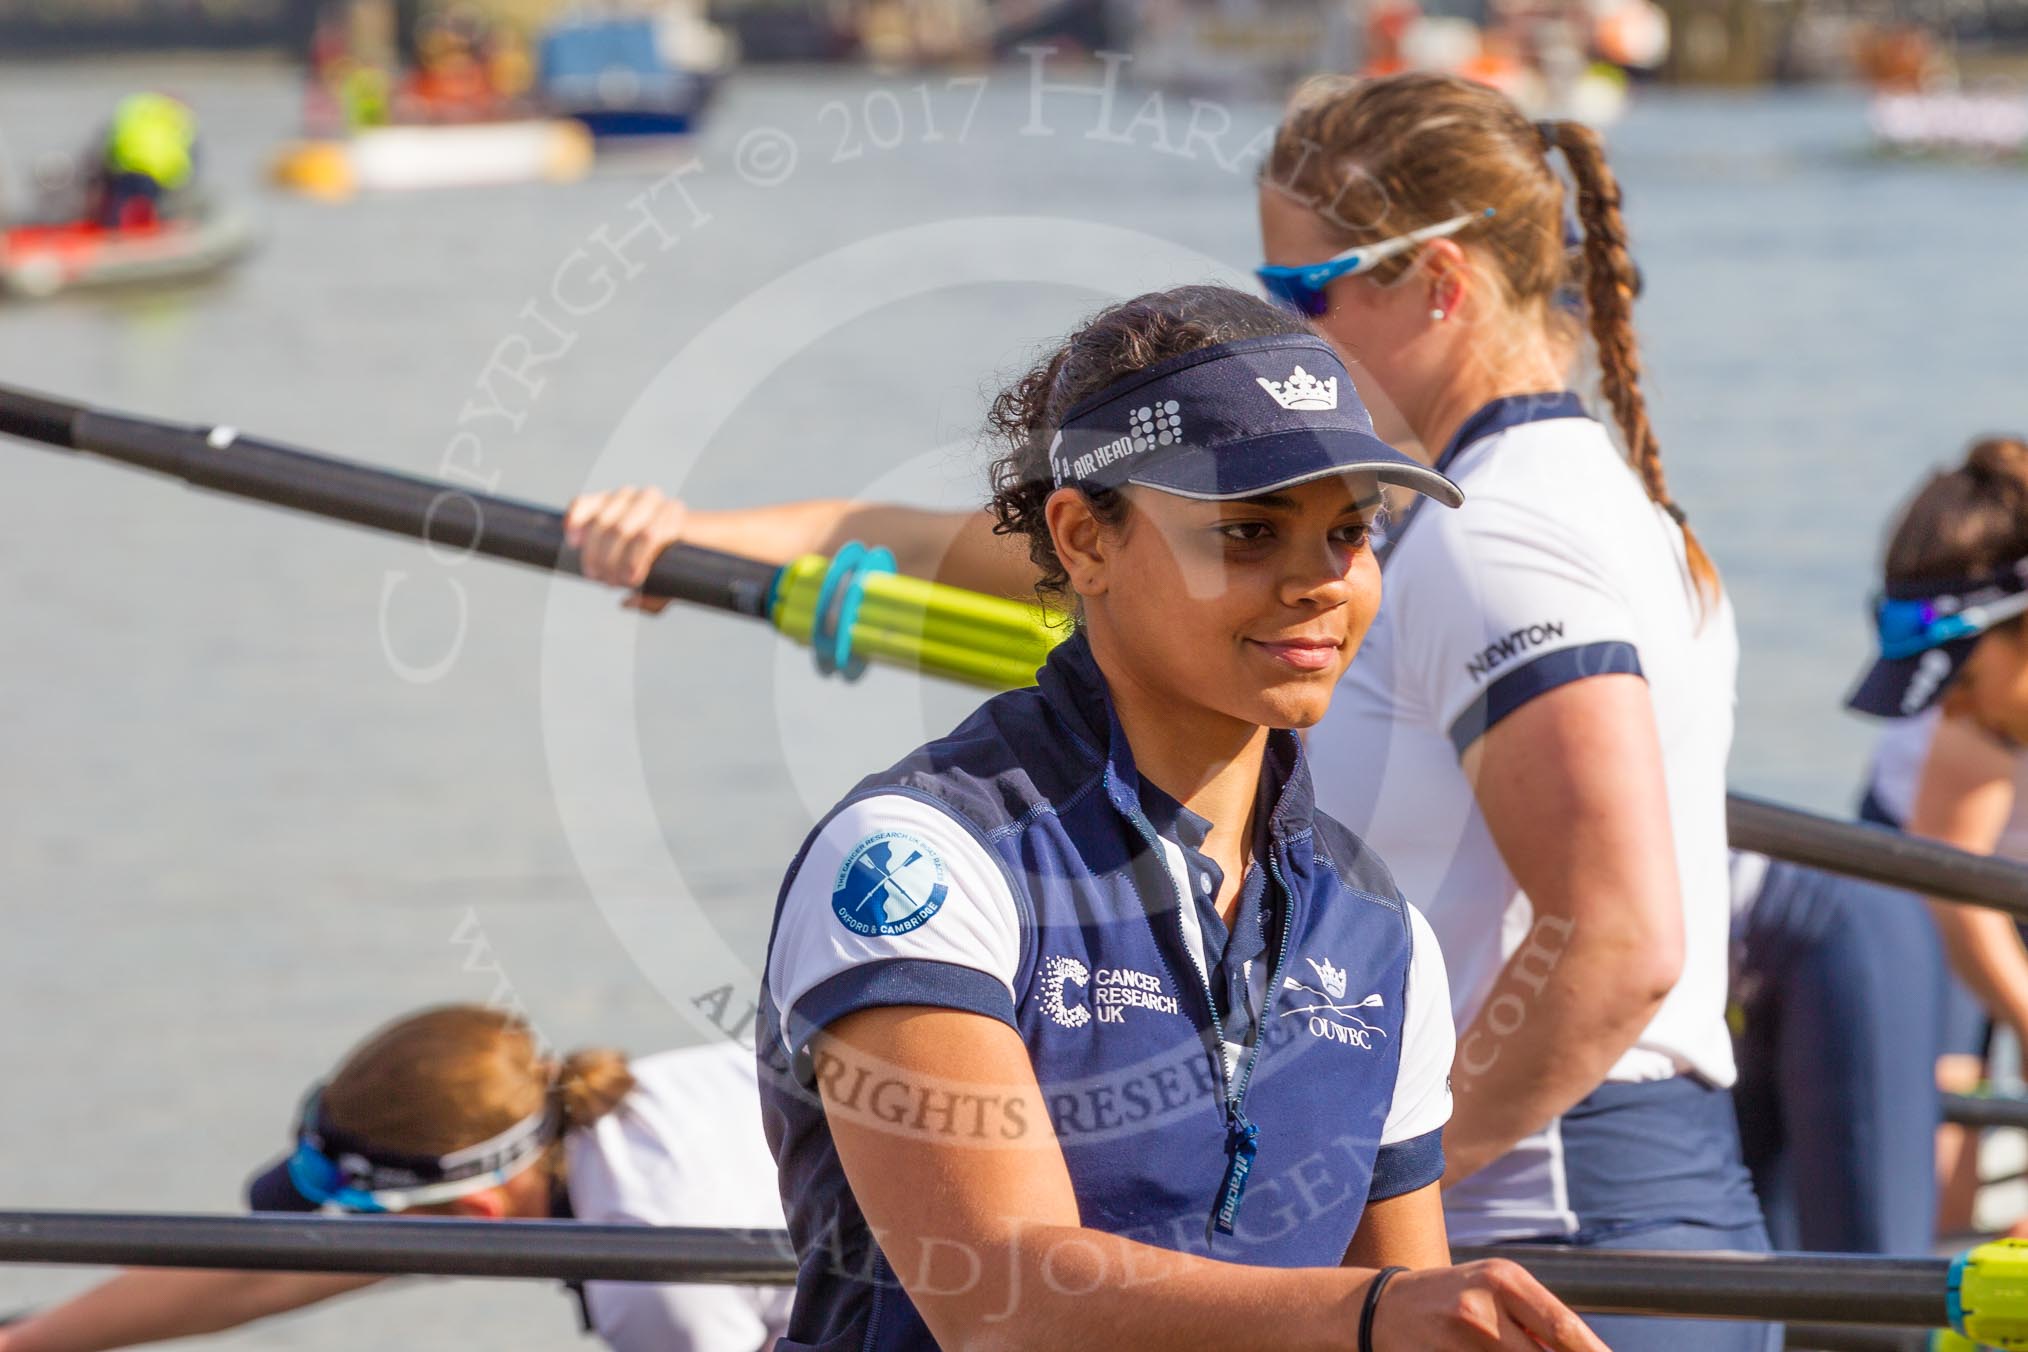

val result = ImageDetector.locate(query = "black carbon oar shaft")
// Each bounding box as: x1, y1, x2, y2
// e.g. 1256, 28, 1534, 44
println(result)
0, 383, 780, 619
1456, 1246, 1949, 1328
1944, 1092, 2028, 1129
1729, 793, 2028, 920
0, 1212, 1965, 1330
0, 1213, 798, 1285
15, 383, 2028, 918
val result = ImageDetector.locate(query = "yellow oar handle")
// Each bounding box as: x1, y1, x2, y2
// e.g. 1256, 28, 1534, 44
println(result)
770, 550, 1067, 691
1950, 1238, 2028, 1349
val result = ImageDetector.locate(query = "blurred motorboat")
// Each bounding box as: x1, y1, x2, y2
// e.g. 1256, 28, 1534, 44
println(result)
272, 0, 593, 197
1870, 89, 2028, 156
1128, 0, 1349, 96
0, 195, 255, 299
1122, 0, 1657, 124
270, 119, 594, 199
709, 0, 855, 63
539, 4, 734, 141
1857, 24, 2028, 158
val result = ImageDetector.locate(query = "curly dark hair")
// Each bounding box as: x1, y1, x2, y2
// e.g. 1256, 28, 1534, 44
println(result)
986, 285, 1307, 606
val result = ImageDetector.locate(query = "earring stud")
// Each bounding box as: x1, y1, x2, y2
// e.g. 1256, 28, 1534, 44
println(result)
1430, 307, 1446, 321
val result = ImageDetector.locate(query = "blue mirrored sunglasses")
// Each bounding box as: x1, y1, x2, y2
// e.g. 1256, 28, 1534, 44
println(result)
1256, 210, 1493, 317
1875, 588, 2028, 661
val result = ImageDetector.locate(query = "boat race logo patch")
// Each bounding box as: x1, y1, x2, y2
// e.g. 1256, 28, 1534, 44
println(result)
831, 831, 950, 937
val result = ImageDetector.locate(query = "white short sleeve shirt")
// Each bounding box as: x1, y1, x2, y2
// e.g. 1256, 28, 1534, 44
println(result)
564, 1044, 792, 1352
1307, 395, 1740, 1233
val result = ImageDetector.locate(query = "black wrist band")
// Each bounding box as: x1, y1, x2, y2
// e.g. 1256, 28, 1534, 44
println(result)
1358, 1265, 1408, 1352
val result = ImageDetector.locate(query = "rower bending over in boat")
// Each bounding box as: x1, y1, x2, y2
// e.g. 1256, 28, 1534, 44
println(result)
569, 71, 1767, 1352
754, 286, 1600, 1350
91, 94, 197, 231
0, 1005, 789, 1352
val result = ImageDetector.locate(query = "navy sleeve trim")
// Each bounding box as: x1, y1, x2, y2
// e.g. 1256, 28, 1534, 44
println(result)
1448, 640, 1643, 755
785, 958, 1018, 1085
1857, 785, 1904, 831
1367, 1126, 1445, 1202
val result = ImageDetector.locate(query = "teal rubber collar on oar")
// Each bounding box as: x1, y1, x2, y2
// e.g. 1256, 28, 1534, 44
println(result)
808, 542, 897, 680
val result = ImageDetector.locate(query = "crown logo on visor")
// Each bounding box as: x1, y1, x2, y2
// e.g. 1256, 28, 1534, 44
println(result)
1257, 365, 1338, 411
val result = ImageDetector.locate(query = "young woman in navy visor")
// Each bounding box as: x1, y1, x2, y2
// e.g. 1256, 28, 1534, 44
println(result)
751, 286, 1602, 1352
567, 72, 1761, 1351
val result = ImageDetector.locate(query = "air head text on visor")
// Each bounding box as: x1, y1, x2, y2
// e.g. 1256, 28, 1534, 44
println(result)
245, 1081, 559, 1213
1846, 558, 2028, 719
1045, 332, 1461, 507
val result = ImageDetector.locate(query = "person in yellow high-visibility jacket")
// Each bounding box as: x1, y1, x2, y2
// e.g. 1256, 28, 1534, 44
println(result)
94, 93, 198, 229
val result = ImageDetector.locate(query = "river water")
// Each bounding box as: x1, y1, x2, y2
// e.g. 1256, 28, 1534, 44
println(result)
1, 54, 2025, 1346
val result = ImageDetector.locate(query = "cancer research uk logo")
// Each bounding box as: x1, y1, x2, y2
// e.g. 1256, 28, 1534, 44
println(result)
1040, 954, 1182, 1029
831, 832, 949, 937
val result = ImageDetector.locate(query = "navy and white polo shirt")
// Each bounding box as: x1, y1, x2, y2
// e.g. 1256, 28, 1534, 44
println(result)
1864, 706, 2028, 853
1308, 392, 1740, 1243
757, 632, 1453, 1352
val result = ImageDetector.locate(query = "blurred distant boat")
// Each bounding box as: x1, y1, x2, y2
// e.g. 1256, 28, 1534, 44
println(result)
269, 119, 595, 199
1124, 0, 1653, 124
1127, 0, 1346, 95
1870, 90, 2028, 156
0, 197, 254, 299
710, 0, 854, 63
1856, 23, 2028, 158
538, 5, 733, 141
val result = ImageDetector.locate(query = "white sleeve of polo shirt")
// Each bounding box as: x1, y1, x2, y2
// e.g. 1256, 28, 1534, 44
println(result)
768, 792, 1024, 1067
1368, 905, 1453, 1202
1408, 495, 1644, 755
1382, 904, 1455, 1146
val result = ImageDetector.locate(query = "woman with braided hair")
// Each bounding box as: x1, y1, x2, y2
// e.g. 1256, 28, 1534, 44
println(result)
564, 70, 1766, 1349
1255, 74, 1770, 1351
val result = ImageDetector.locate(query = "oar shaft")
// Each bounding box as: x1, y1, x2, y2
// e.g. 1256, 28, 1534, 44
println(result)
20, 385, 2028, 909
1943, 1092, 2028, 1130
0, 1212, 1965, 1330
0, 1212, 796, 1285
1456, 1246, 1948, 1328
0, 383, 780, 619
1729, 793, 2028, 920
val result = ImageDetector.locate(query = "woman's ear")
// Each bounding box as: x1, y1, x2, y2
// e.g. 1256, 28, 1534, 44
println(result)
1044, 487, 1111, 599
1414, 237, 1470, 318
442, 1188, 510, 1221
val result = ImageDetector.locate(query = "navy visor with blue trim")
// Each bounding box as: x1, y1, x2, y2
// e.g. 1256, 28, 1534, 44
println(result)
1046, 334, 1462, 508
1847, 561, 2028, 717
246, 1083, 559, 1213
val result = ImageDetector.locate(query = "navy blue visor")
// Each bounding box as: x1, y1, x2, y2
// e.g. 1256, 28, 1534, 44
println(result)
246, 1083, 558, 1213
1846, 561, 2028, 716
1046, 334, 1461, 507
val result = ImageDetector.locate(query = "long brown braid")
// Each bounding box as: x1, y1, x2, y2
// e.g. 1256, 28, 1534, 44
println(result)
1265, 72, 1720, 613
1546, 119, 1717, 606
